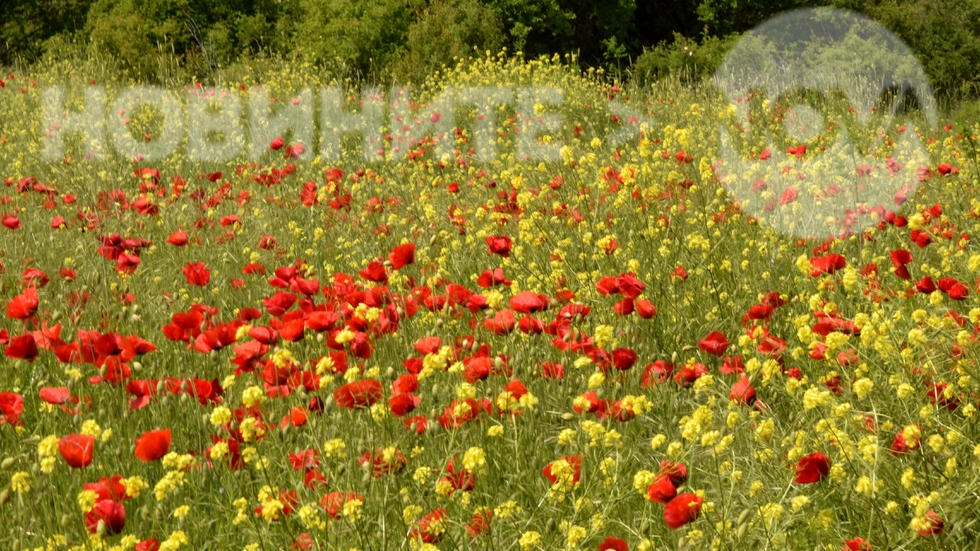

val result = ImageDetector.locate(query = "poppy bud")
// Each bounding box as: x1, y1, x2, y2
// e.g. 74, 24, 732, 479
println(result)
0, 488, 9, 504
62, 514, 72, 528
1, 457, 14, 470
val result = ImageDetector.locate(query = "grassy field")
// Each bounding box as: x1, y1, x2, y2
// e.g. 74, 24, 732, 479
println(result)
1, 53, 979, 551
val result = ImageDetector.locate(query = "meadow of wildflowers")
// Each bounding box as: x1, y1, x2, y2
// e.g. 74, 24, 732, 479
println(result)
1, 51, 979, 551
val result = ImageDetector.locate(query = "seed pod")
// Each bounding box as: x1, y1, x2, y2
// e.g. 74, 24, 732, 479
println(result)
561, 413, 575, 421
429, 235, 437, 246
435, 318, 443, 328
737, 523, 749, 539
545, 517, 556, 533
317, 334, 325, 342
62, 513, 72, 528
385, 367, 395, 378
133, 361, 142, 371
737, 508, 752, 525
0, 488, 10, 505
671, 351, 678, 363
1, 457, 15, 471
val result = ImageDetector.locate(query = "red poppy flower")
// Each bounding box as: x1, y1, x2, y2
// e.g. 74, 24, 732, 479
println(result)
387, 375, 416, 396
413, 336, 442, 355
167, 231, 189, 246
647, 474, 677, 504
59, 433, 95, 468
388, 243, 416, 269
542, 455, 582, 485
843, 538, 872, 550
320, 491, 363, 519
5, 334, 39, 362
0, 391, 24, 425
486, 235, 512, 257
182, 262, 211, 286
510, 291, 547, 314
484, 309, 516, 335
659, 461, 689, 486
403, 415, 429, 434
410, 508, 449, 544
809, 253, 846, 276
388, 393, 421, 416
794, 451, 831, 484
890, 249, 912, 279
2, 215, 20, 229
890, 429, 920, 455
719, 355, 744, 375
333, 380, 383, 409
116, 253, 141, 275
134, 429, 172, 462
730, 376, 757, 405
611, 348, 638, 370
359, 447, 408, 477
597, 536, 629, 551
289, 449, 320, 471
85, 499, 126, 534
641, 361, 674, 387
358, 261, 388, 283
83, 475, 129, 503
664, 493, 702, 529
6, 286, 38, 319
674, 362, 708, 386
136, 540, 160, 551
635, 299, 657, 318
466, 509, 492, 538
916, 510, 943, 537
698, 331, 730, 356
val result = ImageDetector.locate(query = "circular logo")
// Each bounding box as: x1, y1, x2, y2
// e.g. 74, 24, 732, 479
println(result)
713, 8, 937, 240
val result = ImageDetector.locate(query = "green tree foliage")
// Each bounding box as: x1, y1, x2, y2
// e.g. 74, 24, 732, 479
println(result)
392, 0, 505, 84
4, 0, 980, 98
